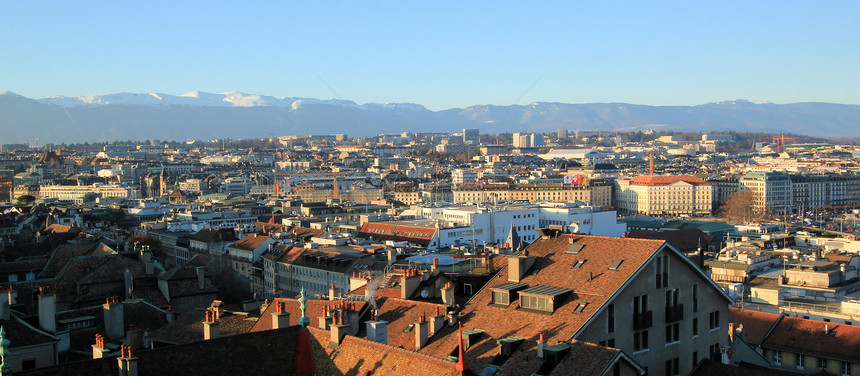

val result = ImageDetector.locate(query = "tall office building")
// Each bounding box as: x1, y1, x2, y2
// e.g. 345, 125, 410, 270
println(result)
462, 128, 480, 145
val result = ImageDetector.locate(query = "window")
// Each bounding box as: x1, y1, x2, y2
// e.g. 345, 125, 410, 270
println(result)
692, 284, 699, 313
22, 359, 36, 370
598, 338, 615, 348
818, 357, 827, 369
796, 353, 805, 369
711, 343, 721, 361
463, 283, 473, 296
692, 352, 698, 367
655, 254, 669, 288
692, 318, 699, 336
709, 310, 720, 331
665, 357, 679, 376
633, 330, 649, 352
521, 295, 552, 312
634, 295, 649, 314
843, 362, 851, 376
492, 291, 509, 305
773, 350, 782, 365
608, 304, 615, 333
665, 323, 679, 343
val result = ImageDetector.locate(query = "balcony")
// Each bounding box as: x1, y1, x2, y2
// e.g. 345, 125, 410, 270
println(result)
633, 310, 653, 330
665, 304, 684, 323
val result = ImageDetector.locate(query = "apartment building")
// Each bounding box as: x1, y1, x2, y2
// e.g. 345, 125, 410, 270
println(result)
453, 181, 612, 207
615, 176, 713, 216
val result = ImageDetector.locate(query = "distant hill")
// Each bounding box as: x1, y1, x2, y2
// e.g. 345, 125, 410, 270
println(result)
1, 90, 858, 144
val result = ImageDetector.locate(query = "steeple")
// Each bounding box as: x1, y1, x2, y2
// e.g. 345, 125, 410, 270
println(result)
0, 326, 11, 376
298, 288, 309, 328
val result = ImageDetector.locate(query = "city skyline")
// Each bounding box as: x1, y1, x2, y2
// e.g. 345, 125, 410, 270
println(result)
3, 2, 860, 111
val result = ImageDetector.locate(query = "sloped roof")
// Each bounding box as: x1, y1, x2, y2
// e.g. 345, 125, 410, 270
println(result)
627, 228, 714, 251
358, 222, 435, 246
762, 313, 860, 362
148, 308, 256, 345
728, 307, 781, 346
228, 234, 270, 252
629, 175, 709, 186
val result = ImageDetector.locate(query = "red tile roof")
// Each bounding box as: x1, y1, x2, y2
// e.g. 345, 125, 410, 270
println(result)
229, 234, 270, 251
728, 307, 780, 346
358, 222, 436, 246
629, 175, 709, 186
416, 233, 668, 371
762, 313, 860, 362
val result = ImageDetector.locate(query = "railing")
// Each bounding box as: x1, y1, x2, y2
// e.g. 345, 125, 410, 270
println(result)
665, 304, 684, 323
780, 300, 844, 315
633, 310, 653, 330
711, 274, 747, 283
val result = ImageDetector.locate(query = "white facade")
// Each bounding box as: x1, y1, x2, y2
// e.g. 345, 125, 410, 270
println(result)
38, 184, 137, 203
451, 169, 478, 185
537, 203, 627, 237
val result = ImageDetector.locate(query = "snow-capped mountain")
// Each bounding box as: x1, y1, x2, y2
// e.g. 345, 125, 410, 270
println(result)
1, 90, 859, 144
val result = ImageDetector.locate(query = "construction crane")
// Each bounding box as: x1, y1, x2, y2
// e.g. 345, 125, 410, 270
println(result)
771, 132, 800, 153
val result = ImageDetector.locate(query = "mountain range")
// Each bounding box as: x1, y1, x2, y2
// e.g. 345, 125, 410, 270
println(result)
1, 90, 859, 144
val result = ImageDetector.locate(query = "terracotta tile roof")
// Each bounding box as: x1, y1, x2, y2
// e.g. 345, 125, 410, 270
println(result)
415, 233, 667, 370
148, 308, 256, 345
358, 222, 435, 246
728, 307, 781, 346
228, 234, 270, 252
689, 359, 799, 376
38, 242, 103, 278
627, 228, 714, 252
629, 175, 709, 186
762, 313, 860, 362
251, 297, 366, 333
329, 334, 462, 376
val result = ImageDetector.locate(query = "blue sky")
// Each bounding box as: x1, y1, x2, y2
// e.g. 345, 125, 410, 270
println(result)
2, 1, 859, 110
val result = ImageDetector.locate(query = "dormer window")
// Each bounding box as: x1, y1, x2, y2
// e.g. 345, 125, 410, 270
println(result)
518, 285, 573, 313
490, 282, 528, 306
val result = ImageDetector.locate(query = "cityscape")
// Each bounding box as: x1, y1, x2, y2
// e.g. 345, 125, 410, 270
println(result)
3, 2, 860, 376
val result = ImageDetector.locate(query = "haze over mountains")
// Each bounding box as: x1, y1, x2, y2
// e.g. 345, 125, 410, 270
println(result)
2, 90, 859, 144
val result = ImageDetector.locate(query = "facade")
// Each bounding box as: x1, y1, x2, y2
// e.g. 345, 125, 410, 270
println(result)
615, 176, 713, 216
537, 202, 627, 237
37, 184, 137, 203
453, 181, 613, 208
462, 128, 480, 145
261, 243, 376, 299
739, 172, 792, 215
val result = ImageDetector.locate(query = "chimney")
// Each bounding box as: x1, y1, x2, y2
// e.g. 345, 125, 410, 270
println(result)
329, 283, 337, 301
203, 310, 220, 340
366, 311, 388, 344
272, 302, 291, 329
124, 269, 133, 299
37, 287, 56, 333
117, 344, 138, 376
329, 310, 349, 346
196, 267, 206, 290
441, 282, 455, 306
318, 306, 333, 330
508, 255, 535, 283
429, 306, 445, 336
165, 306, 175, 323
144, 256, 155, 276
824, 324, 829, 334
387, 248, 396, 266
401, 269, 421, 299
103, 297, 124, 340
415, 314, 429, 350
92, 333, 109, 359
349, 272, 369, 292
431, 257, 439, 272
537, 333, 546, 358
127, 324, 143, 349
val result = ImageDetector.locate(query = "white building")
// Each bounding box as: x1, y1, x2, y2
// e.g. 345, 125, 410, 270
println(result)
615, 176, 713, 216
451, 169, 478, 185
536, 202, 626, 237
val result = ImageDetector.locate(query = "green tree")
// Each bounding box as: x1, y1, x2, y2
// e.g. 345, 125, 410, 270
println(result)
16, 195, 35, 205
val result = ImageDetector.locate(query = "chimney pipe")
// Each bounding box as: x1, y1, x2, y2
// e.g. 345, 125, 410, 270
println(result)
329, 310, 350, 346
38, 287, 56, 334
537, 333, 546, 358
127, 324, 144, 350
366, 318, 389, 344
272, 302, 291, 330
329, 283, 337, 301
92, 333, 109, 359
429, 307, 446, 336
415, 314, 429, 350
124, 269, 133, 299
196, 267, 205, 290
441, 282, 455, 306
103, 297, 124, 340
203, 310, 220, 340
117, 344, 138, 376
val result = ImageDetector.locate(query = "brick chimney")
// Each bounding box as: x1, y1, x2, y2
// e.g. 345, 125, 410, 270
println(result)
441, 282, 455, 306
92, 333, 109, 359
117, 344, 138, 376
203, 310, 220, 340
38, 286, 56, 333
103, 296, 124, 340
537, 333, 546, 358
196, 266, 205, 290
127, 324, 143, 349
272, 301, 291, 329
329, 283, 337, 301
329, 310, 350, 346
508, 255, 535, 283
429, 306, 445, 336
431, 257, 440, 272
401, 268, 421, 299
366, 310, 388, 344
387, 248, 396, 265
415, 313, 429, 350
318, 305, 333, 330
349, 272, 369, 292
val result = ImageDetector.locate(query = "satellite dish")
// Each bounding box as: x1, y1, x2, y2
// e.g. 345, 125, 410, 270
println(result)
563, 175, 573, 184
420, 289, 429, 298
